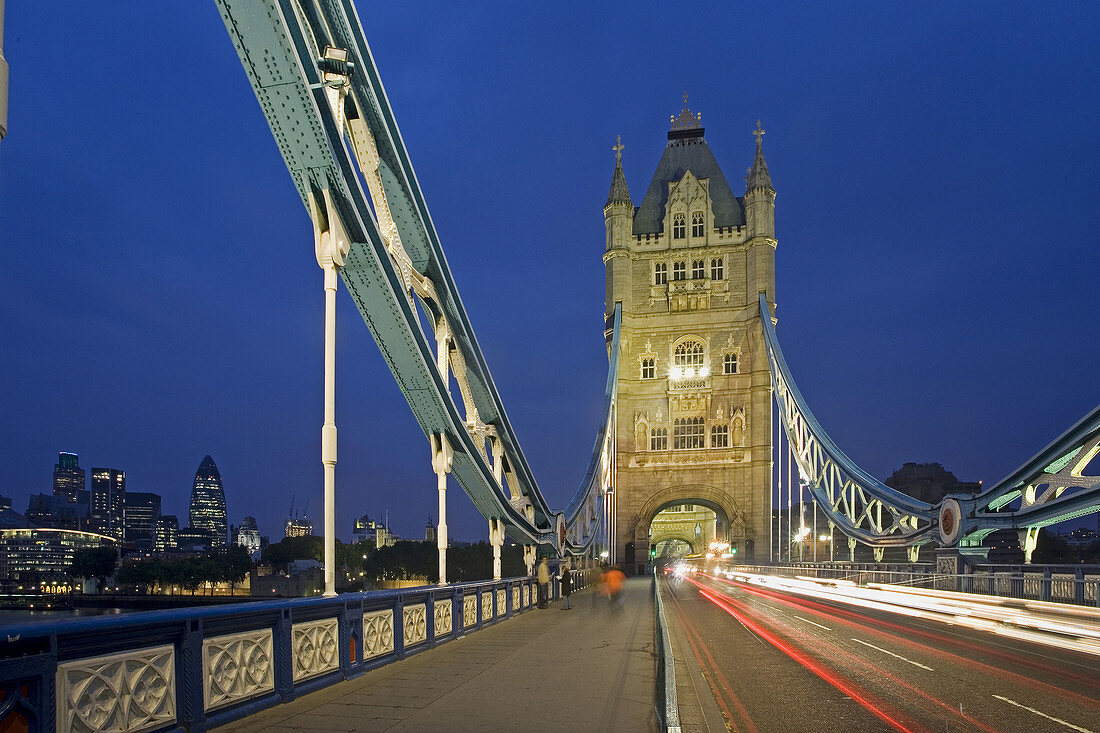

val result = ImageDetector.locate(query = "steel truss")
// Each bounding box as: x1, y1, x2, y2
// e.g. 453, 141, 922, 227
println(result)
760, 294, 1100, 555
215, 0, 611, 555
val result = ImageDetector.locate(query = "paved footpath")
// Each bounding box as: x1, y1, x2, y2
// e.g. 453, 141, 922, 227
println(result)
216, 577, 657, 733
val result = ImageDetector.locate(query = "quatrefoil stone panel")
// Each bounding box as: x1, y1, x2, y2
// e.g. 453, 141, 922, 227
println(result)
56, 644, 176, 733
403, 604, 428, 646
202, 629, 274, 711
292, 618, 339, 682
363, 610, 395, 660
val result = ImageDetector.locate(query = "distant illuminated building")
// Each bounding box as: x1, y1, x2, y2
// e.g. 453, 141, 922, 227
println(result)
177, 527, 213, 552
189, 455, 228, 548
352, 513, 379, 544
53, 452, 86, 503
91, 468, 126, 540
125, 492, 162, 550
284, 517, 313, 538
0, 528, 114, 595
236, 515, 261, 552
154, 514, 179, 551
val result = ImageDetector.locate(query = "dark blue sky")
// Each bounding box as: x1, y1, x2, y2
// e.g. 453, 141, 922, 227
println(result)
1, 3, 1096, 543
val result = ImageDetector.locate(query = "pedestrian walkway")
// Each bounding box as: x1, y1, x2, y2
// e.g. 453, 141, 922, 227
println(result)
215, 577, 656, 733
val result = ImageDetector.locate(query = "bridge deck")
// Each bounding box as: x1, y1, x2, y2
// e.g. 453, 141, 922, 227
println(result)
215, 578, 656, 733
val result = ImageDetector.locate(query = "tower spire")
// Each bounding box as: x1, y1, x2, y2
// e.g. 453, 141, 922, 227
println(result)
745, 119, 774, 192
605, 134, 632, 207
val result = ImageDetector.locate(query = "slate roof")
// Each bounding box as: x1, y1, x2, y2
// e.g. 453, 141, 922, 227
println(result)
632, 127, 744, 236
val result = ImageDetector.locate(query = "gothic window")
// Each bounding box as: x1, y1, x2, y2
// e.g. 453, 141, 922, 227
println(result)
711, 257, 724, 280
654, 262, 668, 285
641, 358, 655, 379
691, 211, 704, 237
723, 352, 738, 374
711, 424, 730, 448
673, 213, 686, 239
674, 339, 706, 369
692, 260, 705, 279
650, 427, 668, 451
673, 417, 705, 449
673, 261, 686, 281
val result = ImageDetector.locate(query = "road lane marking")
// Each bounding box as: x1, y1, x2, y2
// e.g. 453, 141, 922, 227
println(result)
851, 638, 933, 671
794, 615, 831, 631
992, 695, 1094, 733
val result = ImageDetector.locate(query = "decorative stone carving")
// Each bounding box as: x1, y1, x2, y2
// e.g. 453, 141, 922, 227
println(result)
291, 618, 339, 682
57, 644, 176, 733
496, 589, 506, 616
463, 596, 477, 627
481, 592, 493, 622
631, 448, 747, 468
434, 599, 453, 637
362, 609, 395, 660
522, 585, 530, 607
511, 587, 520, 611
403, 603, 427, 647
202, 629, 274, 712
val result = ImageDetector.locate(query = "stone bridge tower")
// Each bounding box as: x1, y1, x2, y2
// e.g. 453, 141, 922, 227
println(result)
604, 103, 776, 572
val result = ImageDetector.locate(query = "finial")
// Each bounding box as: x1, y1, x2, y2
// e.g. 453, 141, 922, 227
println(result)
670, 93, 703, 131
753, 119, 765, 145
613, 134, 624, 165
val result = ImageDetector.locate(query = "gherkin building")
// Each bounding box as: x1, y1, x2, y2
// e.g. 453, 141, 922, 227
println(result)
189, 455, 227, 547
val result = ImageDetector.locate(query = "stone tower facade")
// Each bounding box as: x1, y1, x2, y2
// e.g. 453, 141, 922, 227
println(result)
604, 105, 776, 572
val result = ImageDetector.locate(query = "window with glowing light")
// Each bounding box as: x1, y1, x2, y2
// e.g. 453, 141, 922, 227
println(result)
691, 211, 704, 237
692, 259, 705, 279
711, 425, 729, 448
673, 261, 686, 281
641, 358, 655, 379
673, 213, 685, 239
674, 340, 706, 369
650, 427, 668, 451
711, 257, 723, 280
654, 262, 668, 285
723, 352, 738, 374
673, 417, 705, 449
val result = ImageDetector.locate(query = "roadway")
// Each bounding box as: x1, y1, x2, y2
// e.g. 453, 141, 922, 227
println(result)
661, 569, 1100, 733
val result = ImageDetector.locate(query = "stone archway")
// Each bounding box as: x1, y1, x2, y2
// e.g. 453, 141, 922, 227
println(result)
622, 484, 750, 573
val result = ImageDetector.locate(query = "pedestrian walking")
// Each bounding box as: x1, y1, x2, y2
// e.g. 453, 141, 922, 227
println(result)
595, 564, 609, 607
607, 565, 626, 611
537, 557, 550, 609
560, 565, 573, 610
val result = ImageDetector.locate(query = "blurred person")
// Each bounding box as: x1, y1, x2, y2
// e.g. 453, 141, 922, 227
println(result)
594, 565, 609, 608
537, 557, 550, 609
560, 564, 573, 610
607, 565, 626, 611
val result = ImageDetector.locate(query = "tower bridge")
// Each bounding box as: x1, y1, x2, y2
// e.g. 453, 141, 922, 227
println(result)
1, 1, 1098, 731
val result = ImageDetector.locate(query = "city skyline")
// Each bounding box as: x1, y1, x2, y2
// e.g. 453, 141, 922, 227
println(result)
1, 3, 1096, 546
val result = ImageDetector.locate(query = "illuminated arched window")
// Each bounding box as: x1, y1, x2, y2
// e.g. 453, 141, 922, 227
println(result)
672, 213, 686, 239
691, 211, 704, 237
674, 339, 706, 369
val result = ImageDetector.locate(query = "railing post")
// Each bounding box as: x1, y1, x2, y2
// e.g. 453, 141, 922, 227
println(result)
427, 590, 436, 648
394, 594, 406, 659
274, 609, 293, 700
1041, 569, 1052, 603
179, 618, 205, 729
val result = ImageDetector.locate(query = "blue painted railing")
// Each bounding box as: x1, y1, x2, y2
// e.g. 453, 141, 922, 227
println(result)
0, 576, 549, 732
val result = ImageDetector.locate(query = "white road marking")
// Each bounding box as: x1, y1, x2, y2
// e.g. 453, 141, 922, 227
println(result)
850, 638, 933, 670
992, 694, 1094, 733
794, 615, 831, 631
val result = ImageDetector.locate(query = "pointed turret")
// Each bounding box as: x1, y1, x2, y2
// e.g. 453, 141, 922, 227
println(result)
606, 136, 632, 207
744, 119, 777, 308
604, 135, 633, 253
745, 119, 774, 192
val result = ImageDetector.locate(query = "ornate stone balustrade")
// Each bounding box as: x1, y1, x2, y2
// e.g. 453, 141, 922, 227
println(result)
1, 577, 540, 732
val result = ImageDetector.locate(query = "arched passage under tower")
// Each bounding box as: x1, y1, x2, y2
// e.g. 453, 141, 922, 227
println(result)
621, 486, 748, 574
